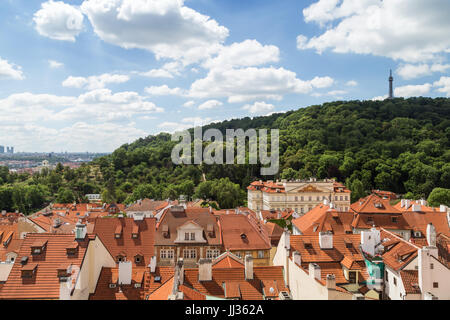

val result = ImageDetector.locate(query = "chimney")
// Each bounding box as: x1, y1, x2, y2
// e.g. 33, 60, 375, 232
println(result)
419, 199, 427, 206
400, 199, 405, 207
329, 202, 335, 209
284, 228, 290, 250
149, 256, 157, 273
412, 204, 421, 212
75, 220, 87, 240
326, 274, 336, 290
404, 199, 411, 209
309, 263, 321, 280
323, 198, 329, 206
319, 231, 333, 249
245, 255, 254, 280
118, 261, 132, 285
439, 205, 447, 213
293, 251, 301, 266
198, 258, 212, 281
177, 258, 184, 285
426, 223, 436, 247
277, 212, 281, 219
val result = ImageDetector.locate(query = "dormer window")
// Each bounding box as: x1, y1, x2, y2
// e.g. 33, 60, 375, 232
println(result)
132, 224, 139, 238
134, 255, 143, 264
21, 263, 38, 279
109, 283, 117, 289
66, 242, 79, 256
114, 225, 123, 239
30, 240, 47, 255
304, 242, 313, 249
116, 255, 125, 263
185, 232, 189, 241
162, 224, 169, 238
190, 232, 195, 240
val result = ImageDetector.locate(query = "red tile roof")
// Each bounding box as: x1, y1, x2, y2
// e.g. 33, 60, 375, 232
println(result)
219, 214, 271, 251
400, 270, 421, 294
292, 204, 354, 235
93, 217, 155, 267
126, 199, 168, 212
90, 266, 174, 300
183, 265, 288, 300
380, 229, 419, 271
0, 233, 93, 299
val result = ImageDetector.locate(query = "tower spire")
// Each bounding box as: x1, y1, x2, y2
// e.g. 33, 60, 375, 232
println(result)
388, 69, 394, 99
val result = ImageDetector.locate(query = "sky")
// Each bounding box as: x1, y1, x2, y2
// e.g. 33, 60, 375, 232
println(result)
1, 0, 450, 153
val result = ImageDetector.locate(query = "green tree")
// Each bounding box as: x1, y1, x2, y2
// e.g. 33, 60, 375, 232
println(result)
427, 188, 450, 207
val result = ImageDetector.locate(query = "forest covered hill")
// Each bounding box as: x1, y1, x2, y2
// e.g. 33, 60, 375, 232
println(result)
1, 97, 449, 212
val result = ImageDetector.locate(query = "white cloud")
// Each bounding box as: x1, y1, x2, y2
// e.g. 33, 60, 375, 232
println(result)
434, 76, 450, 96
0, 122, 148, 152
397, 63, 450, 80
189, 66, 334, 103
80, 0, 229, 64
33, 0, 84, 42
299, 0, 450, 62
0, 89, 163, 125
394, 83, 432, 97
198, 100, 223, 110
242, 101, 275, 115
145, 85, 185, 96
327, 90, 347, 96
203, 39, 279, 70
346, 80, 358, 86
310, 76, 334, 88
48, 59, 64, 68
296, 34, 308, 50
0, 57, 24, 80
62, 73, 130, 90
182, 100, 195, 108
139, 61, 182, 78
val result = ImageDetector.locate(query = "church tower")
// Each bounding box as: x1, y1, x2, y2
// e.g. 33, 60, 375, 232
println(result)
388, 69, 394, 99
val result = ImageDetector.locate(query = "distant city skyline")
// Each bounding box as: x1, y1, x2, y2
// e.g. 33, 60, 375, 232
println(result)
1, 0, 449, 152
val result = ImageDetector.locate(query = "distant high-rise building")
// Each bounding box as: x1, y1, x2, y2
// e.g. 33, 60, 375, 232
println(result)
0, 146, 4, 154
388, 69, 394, 99
6, 146, 14, 154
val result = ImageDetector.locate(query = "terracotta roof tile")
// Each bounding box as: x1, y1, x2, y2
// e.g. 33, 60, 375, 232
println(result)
400, 270, 421, 294
93, 217, 155, 267
0, 233, 92, 299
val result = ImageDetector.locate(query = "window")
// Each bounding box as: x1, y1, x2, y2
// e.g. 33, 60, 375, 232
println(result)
393, 277, 397, 286
185, 233, 189, 240
135, 255, 142, 264
160, 249, 174, 259
190, 233, 195, 240
430, 263, 434, 269
300, 196, 304, 201
109, 283, 116, 289
392, 217, 398, 223
300, 207, 304, 214
433, 282, 439, 288
183, 249, 196, 259
295, 196, 298, 201
367, 216, 374, 223
316, 196, 320, 201
235, 252, 242, 258
340, 196, 343, 201
308, 196, 312, 201
206, 249, 220, 259
33, 248, 41, 255
258, 250, 264, 259
348, 271, 357, 283
117, 255, 125, 263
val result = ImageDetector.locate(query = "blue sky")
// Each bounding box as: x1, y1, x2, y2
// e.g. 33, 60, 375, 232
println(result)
0, 0, 449, 152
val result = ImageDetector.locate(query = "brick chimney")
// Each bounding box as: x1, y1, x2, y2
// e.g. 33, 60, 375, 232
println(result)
198, 258, 212, 281
245, 255, 254, 280
426, 223, 436, 247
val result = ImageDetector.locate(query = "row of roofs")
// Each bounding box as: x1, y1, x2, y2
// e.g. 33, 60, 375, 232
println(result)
292, 194, 450, 240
